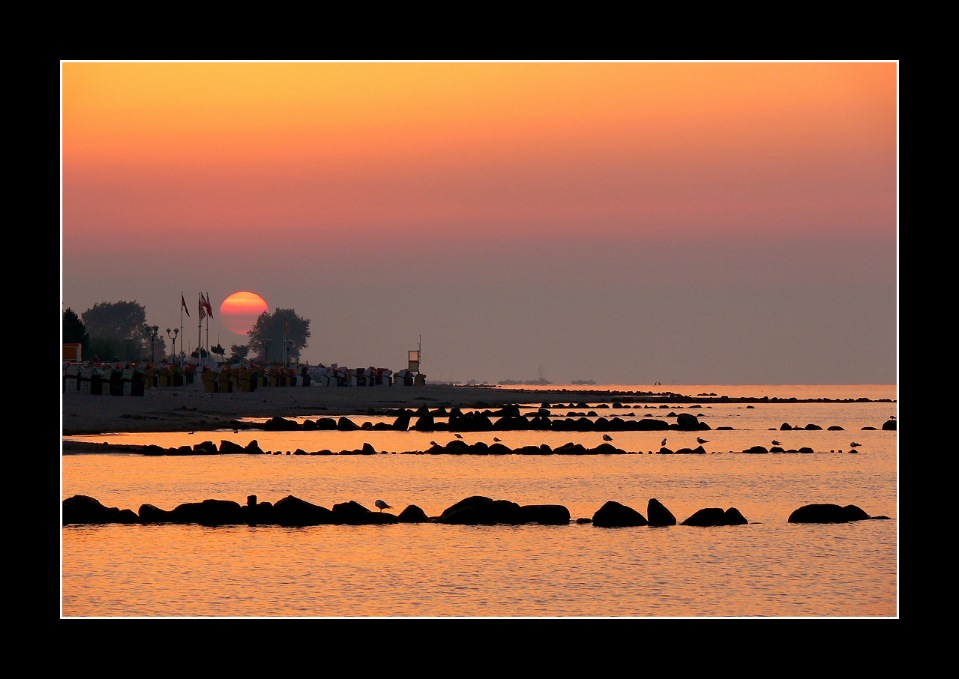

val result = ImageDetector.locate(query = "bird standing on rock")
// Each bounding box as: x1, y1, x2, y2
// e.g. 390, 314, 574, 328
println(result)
375, 499, 392, 512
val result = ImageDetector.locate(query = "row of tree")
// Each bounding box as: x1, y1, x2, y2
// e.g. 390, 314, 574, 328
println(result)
62, 301, 311, 366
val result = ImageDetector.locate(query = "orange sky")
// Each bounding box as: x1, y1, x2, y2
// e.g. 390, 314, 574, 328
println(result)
60, 61, 898, 383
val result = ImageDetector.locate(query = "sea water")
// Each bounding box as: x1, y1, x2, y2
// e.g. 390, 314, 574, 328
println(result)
60, 384, 898, 618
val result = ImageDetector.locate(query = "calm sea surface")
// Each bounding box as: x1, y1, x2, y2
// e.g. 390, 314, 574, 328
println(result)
61, 384, 898, 618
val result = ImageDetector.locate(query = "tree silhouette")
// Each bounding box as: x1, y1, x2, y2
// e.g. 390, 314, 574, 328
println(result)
229, 344, 250, 363
80, 300, 165, 362
62, 307, 89, 352
210, 343, 226, 363
248, 307, 310, 365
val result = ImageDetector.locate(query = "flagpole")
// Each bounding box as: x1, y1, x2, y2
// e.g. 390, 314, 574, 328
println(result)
178, 292, 184, 368
198, 292, 203, 368
204, 292, 213, 364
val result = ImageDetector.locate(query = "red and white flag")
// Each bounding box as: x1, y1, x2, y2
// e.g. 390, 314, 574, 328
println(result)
198, 293, 207, 320
203, 292, 215, 319
181, 293, 190, 317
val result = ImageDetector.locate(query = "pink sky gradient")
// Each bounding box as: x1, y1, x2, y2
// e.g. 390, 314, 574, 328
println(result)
61, 61, 897, 384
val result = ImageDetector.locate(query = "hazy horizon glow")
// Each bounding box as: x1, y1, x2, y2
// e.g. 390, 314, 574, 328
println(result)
61, 61, 898, 384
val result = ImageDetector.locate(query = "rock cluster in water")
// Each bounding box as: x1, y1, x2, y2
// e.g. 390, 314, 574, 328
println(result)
62, 494, 890, 528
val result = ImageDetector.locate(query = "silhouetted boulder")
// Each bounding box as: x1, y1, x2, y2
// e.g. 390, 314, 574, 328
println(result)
62, 494, 138, 525
518, 504, 571, 525
675, 413, 701, 430
413, 413, 435, 430
273, 495, 334, 526
170, 498, 245, 526
192, 440, 218, 454
138, 503, 172, 523
682, 507, 748, 526
336, 417, 360, 431
647, 498, 677, 526
787, 503, 871, 523
592, 500, 648, 527
882, 419, 897, 431
554, 442, 589, 455
263, 416, 300, 431
435, 496, 524, 525
219, 440, 245, 454
398, 504, 430, 523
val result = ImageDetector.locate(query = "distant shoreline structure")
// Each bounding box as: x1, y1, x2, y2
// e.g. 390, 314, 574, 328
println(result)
498, 378, 554, 386
497, 378, 597, 386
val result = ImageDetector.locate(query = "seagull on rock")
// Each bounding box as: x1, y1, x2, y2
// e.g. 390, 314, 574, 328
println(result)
375, 499, 392, 512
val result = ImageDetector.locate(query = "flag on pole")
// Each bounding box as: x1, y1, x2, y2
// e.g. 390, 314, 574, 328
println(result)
203, 292, 215, 319
198, 293, 207, 320
181, 293, 190, 317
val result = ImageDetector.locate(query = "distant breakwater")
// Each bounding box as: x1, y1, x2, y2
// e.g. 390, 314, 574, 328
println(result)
62, 406, 897, 457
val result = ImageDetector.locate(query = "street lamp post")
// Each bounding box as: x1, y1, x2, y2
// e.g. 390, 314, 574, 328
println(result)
150, 325, 159, 363
167, 327, 179, 366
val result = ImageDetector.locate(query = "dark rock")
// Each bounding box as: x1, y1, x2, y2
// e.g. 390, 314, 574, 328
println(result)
138, 503, 171, 523
169, 498, 245, 526
63, 494, 139, 525
647, 498, 677, 526
554, 442, 589, 455
787, 503, 871, 523
398, 504, 430, 523
592, 500, 648, 527
336, 417, 360, 431
219, 440, 245, 454
518, 504, 571, 525
192, 440, 218, 454
681, 507, 747, 526
436, 495, 524, 525
413, 413, 435, 430
263, 416, 300, 431
273, 495, 334, 526
675, 413, 700, 430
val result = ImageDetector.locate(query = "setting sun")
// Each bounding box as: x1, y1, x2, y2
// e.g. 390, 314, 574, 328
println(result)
219, 291, 268, 335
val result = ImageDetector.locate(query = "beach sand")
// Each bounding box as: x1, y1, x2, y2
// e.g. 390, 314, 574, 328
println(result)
61, 380, 623, 438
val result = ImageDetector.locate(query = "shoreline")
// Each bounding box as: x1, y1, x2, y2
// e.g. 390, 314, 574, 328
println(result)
61, 381, 894, 440
61, 383, 658, 437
